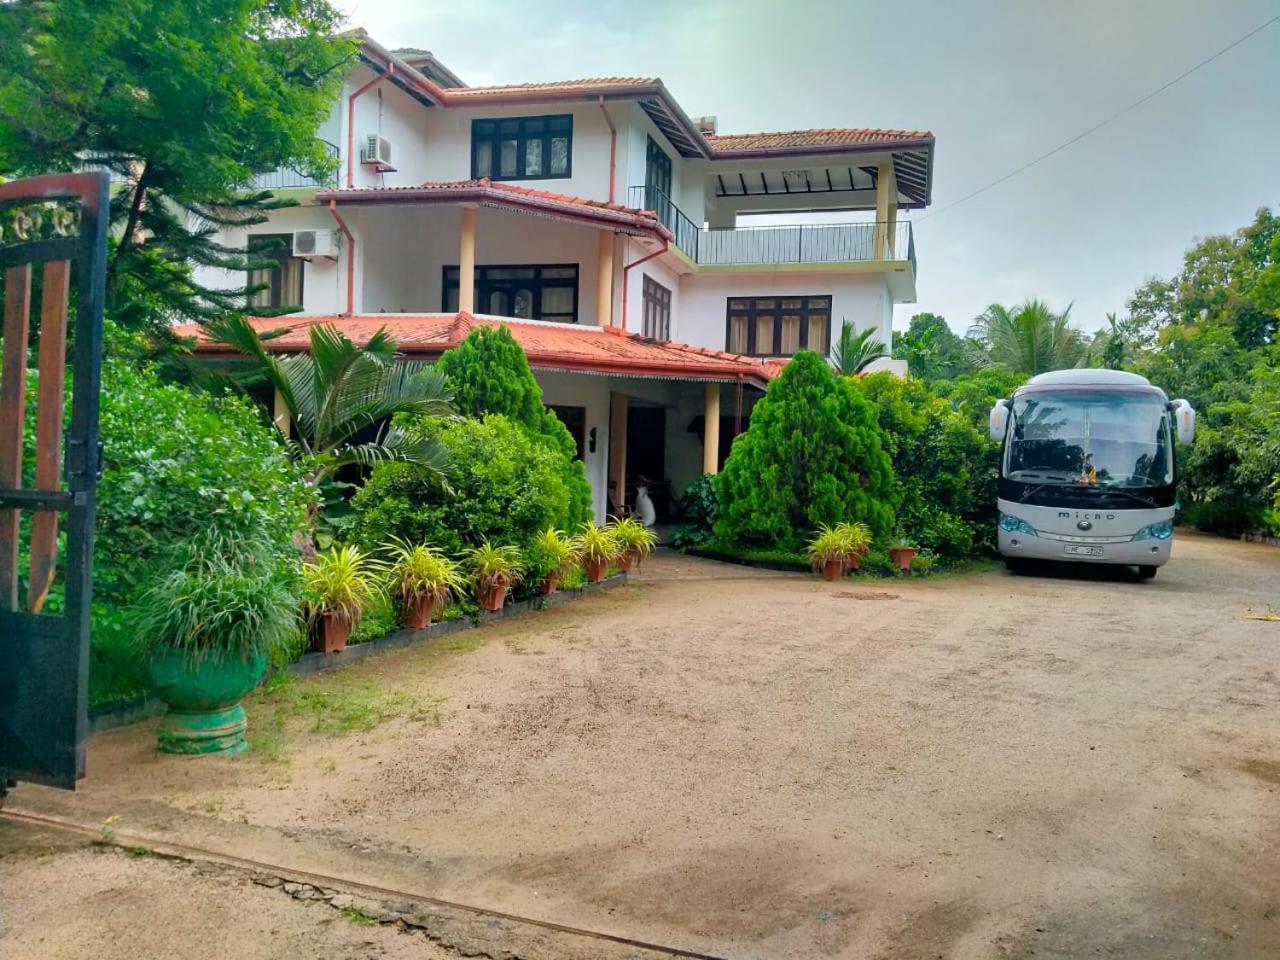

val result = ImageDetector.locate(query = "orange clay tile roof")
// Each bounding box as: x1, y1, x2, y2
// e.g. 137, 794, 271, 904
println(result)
314, 179, 670, 239
176, 313, 778, 388
705, 128, 933, 153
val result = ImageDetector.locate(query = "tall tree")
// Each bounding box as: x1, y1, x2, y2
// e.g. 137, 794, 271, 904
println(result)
0, 0, 354, 337
968, 299, 1085, 375
892, 312, 970, 381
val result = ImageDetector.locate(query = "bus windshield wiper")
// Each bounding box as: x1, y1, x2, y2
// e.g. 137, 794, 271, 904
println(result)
1099, 487, 1157, 508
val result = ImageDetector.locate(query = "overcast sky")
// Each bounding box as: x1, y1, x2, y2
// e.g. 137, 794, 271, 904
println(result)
335, 0, 1280, 336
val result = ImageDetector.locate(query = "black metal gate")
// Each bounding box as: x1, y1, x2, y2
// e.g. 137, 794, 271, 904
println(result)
0, 173, 108, 792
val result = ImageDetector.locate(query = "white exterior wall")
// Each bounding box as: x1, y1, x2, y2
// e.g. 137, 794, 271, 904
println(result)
676, 271, 894, 355
621, 104, 706, 224
619, 238, 683, 336
533, 370, 612, 522
358, 206, 609, 322
343, 67, 433, 191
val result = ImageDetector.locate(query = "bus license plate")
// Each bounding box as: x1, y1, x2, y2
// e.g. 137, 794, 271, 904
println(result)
1065, 545, 1103, 557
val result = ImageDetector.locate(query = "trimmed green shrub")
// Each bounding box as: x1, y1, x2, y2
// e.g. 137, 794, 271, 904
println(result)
854, 372, 994, 558
350, 414, 585, 558
436, 324, 591, 526
714, 351, 898, 549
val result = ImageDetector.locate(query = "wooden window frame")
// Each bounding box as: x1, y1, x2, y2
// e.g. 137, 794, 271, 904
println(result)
442, 263, 580, 323
725, 295, 832, 357
641, 274, 672, 341
246, 233, 304, 310
471, 114, 573, 181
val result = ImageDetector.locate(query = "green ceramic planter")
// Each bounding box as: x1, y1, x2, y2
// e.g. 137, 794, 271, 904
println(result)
149, 648, 268, 756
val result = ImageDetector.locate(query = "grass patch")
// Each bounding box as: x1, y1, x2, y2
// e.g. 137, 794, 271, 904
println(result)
338, 905, 380, 926
247, 671, 441, 759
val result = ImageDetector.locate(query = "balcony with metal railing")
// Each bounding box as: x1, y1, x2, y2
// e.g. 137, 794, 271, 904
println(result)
627, 185, 915, 277
250, 140, 340, 190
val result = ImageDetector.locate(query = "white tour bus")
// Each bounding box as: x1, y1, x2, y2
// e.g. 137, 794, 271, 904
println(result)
988, 369, 1196, 578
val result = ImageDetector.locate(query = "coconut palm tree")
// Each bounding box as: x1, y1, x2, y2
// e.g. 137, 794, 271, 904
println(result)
830, 320, 887, 375
202, 314, 454, 488
967, 299, 1085, 375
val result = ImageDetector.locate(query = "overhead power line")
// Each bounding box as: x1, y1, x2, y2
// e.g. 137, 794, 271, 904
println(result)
918, 11, 1280, 222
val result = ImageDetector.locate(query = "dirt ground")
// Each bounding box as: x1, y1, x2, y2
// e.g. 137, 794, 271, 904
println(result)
4, 532, 1279, 959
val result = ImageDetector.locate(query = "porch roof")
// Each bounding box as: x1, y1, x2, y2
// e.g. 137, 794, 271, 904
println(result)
315, 179, 673, 241
177, 312, 778, 389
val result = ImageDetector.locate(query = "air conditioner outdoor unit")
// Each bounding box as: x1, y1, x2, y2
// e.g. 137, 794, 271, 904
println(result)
291, 228, 336, 259
361, 134, 394, 169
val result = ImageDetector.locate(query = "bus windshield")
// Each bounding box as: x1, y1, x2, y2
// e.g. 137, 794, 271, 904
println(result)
1006, 389, 1172, 489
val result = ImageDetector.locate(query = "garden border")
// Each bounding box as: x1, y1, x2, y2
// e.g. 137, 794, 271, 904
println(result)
88, 573, 628, 733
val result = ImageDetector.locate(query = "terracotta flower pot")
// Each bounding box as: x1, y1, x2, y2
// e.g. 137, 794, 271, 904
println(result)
585, 558, 609, 583
821, 558, 844, 581
625, 548, 644, 570
888, 547, 918, 572
312, 610, 353, 654
478, 579, 509, 613
402, 593, 441, 630
843, 552, 862, 572
540, 572, 559, 595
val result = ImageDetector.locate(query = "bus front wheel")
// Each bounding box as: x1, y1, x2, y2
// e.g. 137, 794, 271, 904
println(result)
1137, 565, 1158, 580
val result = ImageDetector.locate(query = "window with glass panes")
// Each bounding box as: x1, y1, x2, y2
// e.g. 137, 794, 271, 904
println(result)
442, 264, 579, 323
471, 115, 572, 181
247, 234, 304, 310
725, 295, 831, 357
641, 275, 671, 340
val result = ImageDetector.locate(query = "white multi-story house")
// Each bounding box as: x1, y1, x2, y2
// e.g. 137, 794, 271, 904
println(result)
187, 31, 935, 523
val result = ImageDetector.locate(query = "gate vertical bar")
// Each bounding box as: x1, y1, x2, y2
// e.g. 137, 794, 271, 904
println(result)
0, 264, 32, 608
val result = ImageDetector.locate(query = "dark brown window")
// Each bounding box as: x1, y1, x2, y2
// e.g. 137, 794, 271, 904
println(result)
725, 295, 831, 357
443, 264, 579, 323
641, 275, 671, 340
472, 115, 572, 181
247, 234, 304, 310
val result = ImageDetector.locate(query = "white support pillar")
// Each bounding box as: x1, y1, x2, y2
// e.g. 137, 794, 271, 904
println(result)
874, 161, 892, 259
703, 383, 721, 475
608, 391, 629, 513
887, 202, 898, 257
458, 205, 476, 313
596, 230, 614, 327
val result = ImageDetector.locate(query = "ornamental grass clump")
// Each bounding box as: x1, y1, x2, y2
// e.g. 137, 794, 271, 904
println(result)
464, 541, 523, 612
525, 527, 581, 595
806, 521, 873, 580
574, 520, 622, 583
608, 516, 658, 572
302, 545, 381, 653
383, 537, 466, 629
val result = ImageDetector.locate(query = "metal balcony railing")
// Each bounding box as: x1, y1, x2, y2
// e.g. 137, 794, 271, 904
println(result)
249, 140, 340, 190
628, 184, 916, 277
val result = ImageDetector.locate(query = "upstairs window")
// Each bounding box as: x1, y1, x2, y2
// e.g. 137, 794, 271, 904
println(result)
247, 234, 304, 311
642, 275, 671, 340
726, 295, 831, 357
443, 264, 579, 323
472, 115, 572, 181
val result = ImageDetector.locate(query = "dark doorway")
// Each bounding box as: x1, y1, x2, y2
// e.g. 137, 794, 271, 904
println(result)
547, 404, 586, 461
626, 405, 668, 518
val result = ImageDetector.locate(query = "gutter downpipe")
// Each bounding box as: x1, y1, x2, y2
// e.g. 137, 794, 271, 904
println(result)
347, 64, 394, 188
619, 244, 666, 332
328, 200, 356, 316
598, 95, 617, 205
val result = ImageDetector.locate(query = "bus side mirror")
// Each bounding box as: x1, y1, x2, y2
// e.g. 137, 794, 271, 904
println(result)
1170, 399, 1196, 444
989, 400, 1009, 442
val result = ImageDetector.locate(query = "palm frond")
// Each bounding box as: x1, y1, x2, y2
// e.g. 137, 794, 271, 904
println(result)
830, 321, 887, 375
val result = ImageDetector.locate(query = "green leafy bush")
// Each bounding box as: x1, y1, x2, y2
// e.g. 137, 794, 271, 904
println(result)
351, 414, 585, 558
854, 372, 994, 558
714, 351, 898, 550
668, 474, 717, 549
436, 325, 591, 526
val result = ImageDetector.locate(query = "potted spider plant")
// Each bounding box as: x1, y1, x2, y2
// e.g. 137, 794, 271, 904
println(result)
837, 521, 873, 572
575, 520, 621, 583
807, 524, 852, 582
525, 527, 580, 595
303, 545, 379, 654
609, 516, 658, 572
384, 538, 466, 629
136, 537, 300, 756
887, 535, 920, 572
465, 541, 522, 612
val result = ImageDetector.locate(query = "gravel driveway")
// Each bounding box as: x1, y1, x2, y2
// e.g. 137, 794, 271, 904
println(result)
6, 532, 1278, 959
